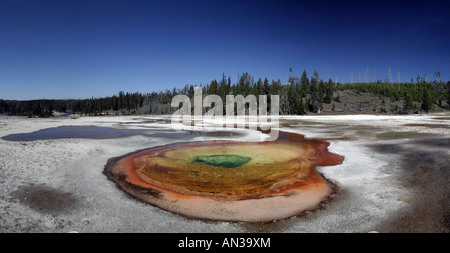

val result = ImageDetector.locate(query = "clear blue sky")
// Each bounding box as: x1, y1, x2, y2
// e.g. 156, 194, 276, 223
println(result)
1, 0, 449, 100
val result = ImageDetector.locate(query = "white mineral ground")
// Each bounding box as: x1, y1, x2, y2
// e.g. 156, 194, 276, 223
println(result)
0, 113, 448, 232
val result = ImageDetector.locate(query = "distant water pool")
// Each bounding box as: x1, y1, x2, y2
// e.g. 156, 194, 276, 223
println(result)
1, 126, 244, 141
2, 126, 149, 141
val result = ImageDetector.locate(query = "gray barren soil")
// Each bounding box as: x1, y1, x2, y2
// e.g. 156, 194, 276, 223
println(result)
0, 114, 448, 232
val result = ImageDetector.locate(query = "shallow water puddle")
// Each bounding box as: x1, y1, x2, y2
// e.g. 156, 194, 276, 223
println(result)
11, 185, 78, 215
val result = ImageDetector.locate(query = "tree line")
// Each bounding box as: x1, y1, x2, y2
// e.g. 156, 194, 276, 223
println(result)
1, 69, 449, 117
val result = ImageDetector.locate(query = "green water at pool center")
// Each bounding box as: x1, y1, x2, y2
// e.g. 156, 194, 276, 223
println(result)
192, 154, 252, 168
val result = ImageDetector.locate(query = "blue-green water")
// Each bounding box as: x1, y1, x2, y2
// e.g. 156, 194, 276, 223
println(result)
192, 154, 251, 168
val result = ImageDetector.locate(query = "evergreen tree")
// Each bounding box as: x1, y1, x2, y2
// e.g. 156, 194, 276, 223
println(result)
271, 79, 281, 96
308, 71, 321, 112
300, 70, 309, 95
256, 78, 262, 97
324, 78, 333, 103
297, 97, 306, 115
403, 93, 414, 113
209, 80, 218, 95
421, 88, 432, 113
218, 74, 227, 101
263, 77, 270, 96
446, 81, 450, 108
227, 76, 232, 95
318, 79, 325, 103
288, 80, 298, 114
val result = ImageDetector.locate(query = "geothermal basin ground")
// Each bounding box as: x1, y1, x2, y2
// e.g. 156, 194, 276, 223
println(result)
0, 114, 449, 232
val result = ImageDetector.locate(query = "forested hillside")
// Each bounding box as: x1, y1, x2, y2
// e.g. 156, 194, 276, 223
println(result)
1, 70, 449, 117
